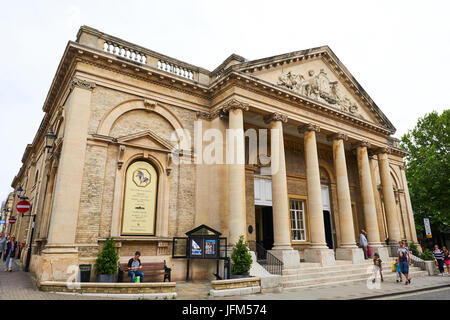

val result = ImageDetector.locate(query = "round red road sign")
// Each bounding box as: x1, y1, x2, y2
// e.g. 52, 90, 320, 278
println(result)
16, 200, 31, 213
8, 218, 16, 224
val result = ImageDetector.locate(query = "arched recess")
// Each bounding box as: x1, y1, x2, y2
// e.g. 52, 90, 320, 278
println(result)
96, 99, 190, 150
110, 148, 170, 239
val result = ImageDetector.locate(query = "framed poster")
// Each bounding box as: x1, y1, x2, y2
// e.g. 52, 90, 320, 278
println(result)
190, 238, 203, 257
121, 160, 158, 235
204, 239, 217, 257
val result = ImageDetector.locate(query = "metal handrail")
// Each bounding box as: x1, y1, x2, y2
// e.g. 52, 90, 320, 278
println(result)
251, 242, 284, 275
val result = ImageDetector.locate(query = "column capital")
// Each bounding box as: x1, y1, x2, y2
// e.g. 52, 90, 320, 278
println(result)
220, 98, 249, 113
373, 147, 392, 155
71, 77, 96, 91
327, 132, 348, 142
298, 123, 320, 134
353, 140, 371, 149
263, 112, 288, 124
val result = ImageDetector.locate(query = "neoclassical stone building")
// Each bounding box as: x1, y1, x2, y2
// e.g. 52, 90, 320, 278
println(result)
9, 26, 418, 282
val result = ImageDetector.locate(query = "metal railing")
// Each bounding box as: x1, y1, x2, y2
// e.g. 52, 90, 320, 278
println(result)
250, 242, 284, 275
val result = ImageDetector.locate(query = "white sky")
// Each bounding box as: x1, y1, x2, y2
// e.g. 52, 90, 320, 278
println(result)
0, 0, 449, 202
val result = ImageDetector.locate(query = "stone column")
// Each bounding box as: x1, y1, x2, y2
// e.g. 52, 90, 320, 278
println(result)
299, 124, 335, 265
223, 99, 248, 246
377, 149, 402, 251
41, 78, 95, 281
399, 165, 420, 247
329, 133, 364, 263
264, 112, 300, 269
355, 141, 389, 261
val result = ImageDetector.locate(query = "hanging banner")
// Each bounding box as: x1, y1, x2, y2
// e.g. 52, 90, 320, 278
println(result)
121, 161, 158, 236
424, 218, 432, 239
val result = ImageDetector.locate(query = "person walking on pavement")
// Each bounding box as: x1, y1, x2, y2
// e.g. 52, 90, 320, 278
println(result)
433, 245, 445, 276
443, 246, 450, 275
359, 230, 369, 260
398, 240, 412, 285
0, 232, 7, 261
5, 236, 18, 272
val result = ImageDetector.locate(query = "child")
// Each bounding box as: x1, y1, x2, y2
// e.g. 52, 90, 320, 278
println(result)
394, 258, 402, 282
372, 253, 384, 283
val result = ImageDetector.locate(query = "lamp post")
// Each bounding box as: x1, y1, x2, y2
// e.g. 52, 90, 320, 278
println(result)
22, 208, 35, 272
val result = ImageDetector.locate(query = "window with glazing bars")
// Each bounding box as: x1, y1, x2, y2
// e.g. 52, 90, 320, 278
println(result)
290, 198, 306, 241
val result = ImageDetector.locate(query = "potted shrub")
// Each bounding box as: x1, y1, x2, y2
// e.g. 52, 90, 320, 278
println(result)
94, 237, 119, 283
230, 235, 253, 279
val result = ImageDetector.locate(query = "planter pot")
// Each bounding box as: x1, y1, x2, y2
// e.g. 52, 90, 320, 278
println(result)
96, 274, 116, 283
230, 274, 252, 279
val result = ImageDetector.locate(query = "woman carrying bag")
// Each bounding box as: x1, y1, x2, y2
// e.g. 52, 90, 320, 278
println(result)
5, 236, 18, 272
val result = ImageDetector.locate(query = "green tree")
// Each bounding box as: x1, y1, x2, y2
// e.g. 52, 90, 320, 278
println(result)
230, 235, 253, 275
400, 110, 450, 237
94, 238, 119, 275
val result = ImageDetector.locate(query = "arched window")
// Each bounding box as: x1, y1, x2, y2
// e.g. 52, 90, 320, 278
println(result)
121, 160, 159, 236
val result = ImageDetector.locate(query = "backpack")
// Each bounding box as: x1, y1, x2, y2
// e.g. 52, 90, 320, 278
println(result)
398, 247, 409, 262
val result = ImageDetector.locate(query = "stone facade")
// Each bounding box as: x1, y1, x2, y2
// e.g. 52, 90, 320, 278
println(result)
7, 26, 419, 283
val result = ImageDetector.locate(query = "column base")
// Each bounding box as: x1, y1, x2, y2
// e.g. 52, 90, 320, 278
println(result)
268, 249, 300, 269
387, 244, 400, 257
38, 250, 79, 282
304, 248, 336, 266
335, 247, 365, 263
370, 245, 390, 261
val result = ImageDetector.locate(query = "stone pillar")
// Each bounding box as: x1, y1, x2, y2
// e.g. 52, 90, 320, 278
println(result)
355, 141, 389, 261
329, 133, 364, 263
400, 165, 419, 247
264, 113, 300, 269
377, 149, 402, 252
299, 124, 335, 265
369, 155, 388, 243
223, 99, 248, 246
41, 78, 95, 281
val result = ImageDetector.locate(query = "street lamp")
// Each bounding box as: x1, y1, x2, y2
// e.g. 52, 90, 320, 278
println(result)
45, 129, 57, 149
16, 186, 28, 200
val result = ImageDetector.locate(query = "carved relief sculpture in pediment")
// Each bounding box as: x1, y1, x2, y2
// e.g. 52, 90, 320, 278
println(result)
277, 69, 360, 117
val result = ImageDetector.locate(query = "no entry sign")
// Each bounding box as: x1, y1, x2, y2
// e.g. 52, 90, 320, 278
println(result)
16, 200, 31, 213
8, 218, 16, 224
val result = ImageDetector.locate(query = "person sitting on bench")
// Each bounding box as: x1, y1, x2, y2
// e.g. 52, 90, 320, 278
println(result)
128, 251, 144, 283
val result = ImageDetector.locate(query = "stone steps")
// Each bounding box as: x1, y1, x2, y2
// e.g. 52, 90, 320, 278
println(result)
283, 260, 396, 275
282, 268, 424, 287
282, 265, 422, 282
280, 258, 429, 290
282, 270, 429, 290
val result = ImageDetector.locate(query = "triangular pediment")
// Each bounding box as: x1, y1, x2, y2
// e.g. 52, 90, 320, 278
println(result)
232, 47, 395, 132
117, 129, 174, 152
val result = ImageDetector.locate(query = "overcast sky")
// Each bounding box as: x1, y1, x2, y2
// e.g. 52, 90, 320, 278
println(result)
0, 0, 449, 203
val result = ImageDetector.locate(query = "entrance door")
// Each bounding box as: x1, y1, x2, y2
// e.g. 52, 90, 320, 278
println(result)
321, 185, 335, 249
323, 210, 334, 249
255, 205, 274, 250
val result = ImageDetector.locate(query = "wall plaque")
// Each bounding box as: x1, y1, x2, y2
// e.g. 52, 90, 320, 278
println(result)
121, 160, 158, 235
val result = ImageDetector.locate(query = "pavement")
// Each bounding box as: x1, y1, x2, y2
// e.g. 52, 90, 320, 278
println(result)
1, 259, 449, 300
220, 274, 450, 300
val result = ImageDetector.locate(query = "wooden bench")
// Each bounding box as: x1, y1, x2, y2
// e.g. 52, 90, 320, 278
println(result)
118, 260, 171, 283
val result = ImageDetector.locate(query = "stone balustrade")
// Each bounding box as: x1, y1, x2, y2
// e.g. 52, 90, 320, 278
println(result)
103, 41, 147, 64
157, 60, 194, 80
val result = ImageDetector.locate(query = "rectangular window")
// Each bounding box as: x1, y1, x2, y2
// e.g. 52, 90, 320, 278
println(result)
290, 198, 306, 241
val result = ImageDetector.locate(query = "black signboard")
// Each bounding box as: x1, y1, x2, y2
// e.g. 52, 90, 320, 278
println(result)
172, 224, 227, 260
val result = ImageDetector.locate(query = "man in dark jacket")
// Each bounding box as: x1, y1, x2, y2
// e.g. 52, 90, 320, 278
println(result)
127, 251, 144, 283
0, 233, 6, 260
